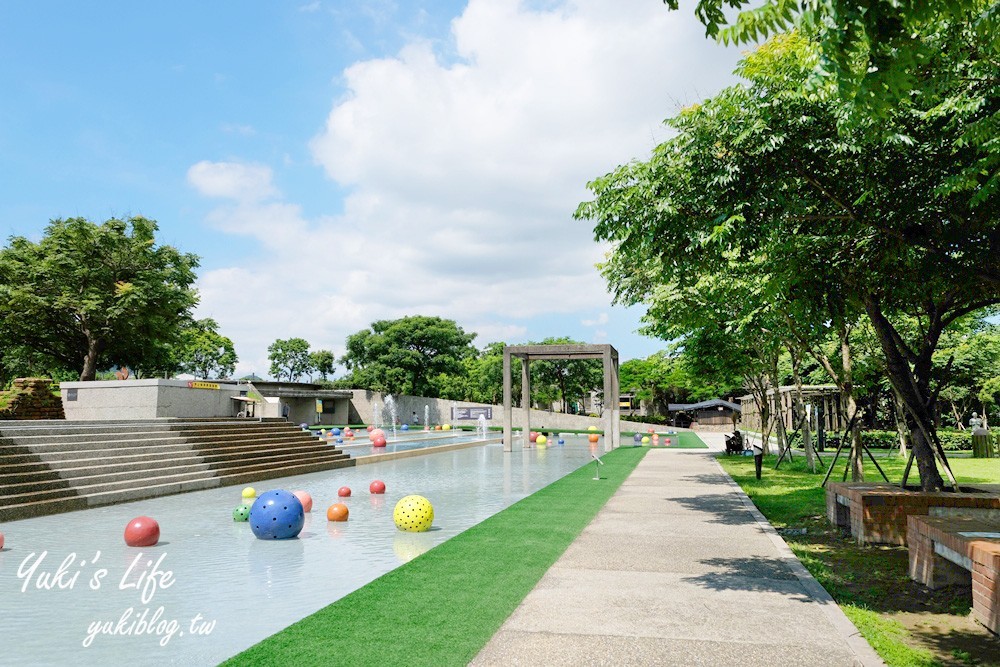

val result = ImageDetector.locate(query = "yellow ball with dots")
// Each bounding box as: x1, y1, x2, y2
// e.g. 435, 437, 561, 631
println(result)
393, 495, 435, 532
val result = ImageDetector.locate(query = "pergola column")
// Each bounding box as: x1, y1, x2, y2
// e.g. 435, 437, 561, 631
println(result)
503, 348, 513, 452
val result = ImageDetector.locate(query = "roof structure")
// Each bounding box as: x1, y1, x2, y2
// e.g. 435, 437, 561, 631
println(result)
667, 399, 742, 413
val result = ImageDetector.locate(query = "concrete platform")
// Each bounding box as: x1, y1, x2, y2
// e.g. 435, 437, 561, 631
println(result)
472, 440, 883, 666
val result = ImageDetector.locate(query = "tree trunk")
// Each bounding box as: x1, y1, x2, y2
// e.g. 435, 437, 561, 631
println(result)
80, 334, 103, 381
892, 387, 910, 457
789, 346, 816, 472
863, 296, 946, 491
769, 365, 789, 460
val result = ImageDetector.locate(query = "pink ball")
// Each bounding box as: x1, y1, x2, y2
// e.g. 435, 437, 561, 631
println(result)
293, 490, 313, 513
338, 486, 352, 497
529, 431, 538, 443
373, 436, 387, 447
124, 516, 160, 547
345, 429, 354, 438
369, 428, 385, 442
366, 425, 374, 432
370, 480, 386, 494
0, 530, 5, 550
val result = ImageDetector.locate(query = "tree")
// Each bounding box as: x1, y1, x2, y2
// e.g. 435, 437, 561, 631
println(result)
463, 342, 520, 405
339, 316, 476, 397
310, 349, 336, 381
0, 217, 199, 381
577, 34, 999, 490
529, 337, 604, 413
268, 338, 313, 381
174, 318, 237, 379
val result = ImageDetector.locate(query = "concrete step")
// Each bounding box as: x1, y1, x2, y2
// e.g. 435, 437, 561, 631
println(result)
0, 455, 356, 521
0, 439, 343, 474
0, 450, 352, 504
0, 422, 310, 448
0, 429, 322, 457
0, 443, 347, 487
0, 419, 291, 439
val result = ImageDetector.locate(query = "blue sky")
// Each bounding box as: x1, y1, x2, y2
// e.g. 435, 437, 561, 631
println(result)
1, 1, 743, 378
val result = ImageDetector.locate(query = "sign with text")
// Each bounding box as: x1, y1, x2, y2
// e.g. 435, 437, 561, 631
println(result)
451, 407, 492, 421
186, 381, 220, 390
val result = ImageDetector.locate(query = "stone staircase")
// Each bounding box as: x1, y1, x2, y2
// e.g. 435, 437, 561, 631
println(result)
0, 418, 354, 521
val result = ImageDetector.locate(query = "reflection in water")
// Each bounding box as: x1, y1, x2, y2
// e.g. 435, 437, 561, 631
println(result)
392, 532, 435, 563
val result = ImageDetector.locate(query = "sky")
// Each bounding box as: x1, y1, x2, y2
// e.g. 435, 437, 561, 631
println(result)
0, 1, 745, 379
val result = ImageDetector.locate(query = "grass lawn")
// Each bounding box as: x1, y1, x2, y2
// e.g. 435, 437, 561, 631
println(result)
718, 453, 1000, 667
223, 446, 648, 667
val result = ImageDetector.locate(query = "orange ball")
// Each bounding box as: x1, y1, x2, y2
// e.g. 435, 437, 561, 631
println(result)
588, 434, 599, 443
327, 503, 349, 521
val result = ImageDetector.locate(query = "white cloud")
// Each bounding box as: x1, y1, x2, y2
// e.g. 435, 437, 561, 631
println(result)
187, 161, 277, 202
192, 0, 742, 378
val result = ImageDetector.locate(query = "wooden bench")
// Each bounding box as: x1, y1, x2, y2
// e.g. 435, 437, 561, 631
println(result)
826, 482, 1000, 545
907, 515, 1000, 636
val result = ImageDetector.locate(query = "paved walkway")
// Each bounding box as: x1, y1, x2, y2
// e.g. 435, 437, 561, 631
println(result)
472, 436, 883, 666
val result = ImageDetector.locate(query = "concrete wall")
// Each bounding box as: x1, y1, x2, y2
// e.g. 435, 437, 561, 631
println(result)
348, 390, 687, 434
60, 379, 239, 420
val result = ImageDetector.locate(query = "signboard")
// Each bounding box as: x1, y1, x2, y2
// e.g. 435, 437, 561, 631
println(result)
66, 388, 78, 402
451, 406, 492, 421
187, 381, 220, 390
315, 399, 323, 414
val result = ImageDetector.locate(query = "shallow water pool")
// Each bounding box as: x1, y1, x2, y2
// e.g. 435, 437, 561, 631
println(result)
0, 436, 596, 666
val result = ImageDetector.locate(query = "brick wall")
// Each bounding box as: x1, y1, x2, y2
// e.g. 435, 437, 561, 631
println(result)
0, 378, 66, 420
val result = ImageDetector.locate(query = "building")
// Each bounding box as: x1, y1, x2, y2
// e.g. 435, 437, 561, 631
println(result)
738, 385, 844, 433
667, 399, 741, 431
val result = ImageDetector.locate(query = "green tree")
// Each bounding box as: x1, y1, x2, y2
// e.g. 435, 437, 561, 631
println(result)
339, 316, 476, 397
0, 217, 199, 381
577, 34, 999, 490
175, 318, 238, 379
268, 338, 313, 381
462, 342, 520, 405
529, 337, 604, 413
310, 349, 336, 381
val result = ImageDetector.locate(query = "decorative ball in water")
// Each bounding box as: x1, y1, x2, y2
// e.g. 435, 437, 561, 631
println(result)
588, 425, 598, 432
250, 490, 304, 540
292, 490, 313, 513
529, 431, 539, 443
373, 436, 387, 448
124, 516, 160, 547
233, 504, 252, 522
370, 480, 386, 494
641, 436, 650, 444
242, 487, 257, 501
366, 425, 374, 432
434, 425, 442, 430
665, 438, 672, 446
633, 433, 642, 443
558, 439, 565, 445
588, 434, 600, 443
394, 495, 434, 533
345, 429, 355, 438
442, 424, 451, 431
338, 486, 352, 497
536, 435, 547, 445
332, 428, 341, 436
401, 424, 409, 431
327, 503, 349, 522
0, 531, 5, 550
648, 427, 655, 434
336, 437, 344, 444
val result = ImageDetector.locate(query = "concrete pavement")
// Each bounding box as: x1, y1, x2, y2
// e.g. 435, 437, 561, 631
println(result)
472, 437, 882, 666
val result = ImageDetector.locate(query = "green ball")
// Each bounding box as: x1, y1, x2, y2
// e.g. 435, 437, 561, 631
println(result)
233, 504, 252, 522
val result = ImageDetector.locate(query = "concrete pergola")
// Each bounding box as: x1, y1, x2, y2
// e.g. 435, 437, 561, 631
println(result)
502, 344, 620, 453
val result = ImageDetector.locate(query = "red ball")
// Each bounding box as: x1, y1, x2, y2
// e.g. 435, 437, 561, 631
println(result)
124, 516, 160, 547
529, 431, 539, 442
338, 486, 352, 497
370, 480, 386, 494
293, 490, 313, 513
0, 530, 5, 550
373, 436, 387, 447
366, 425, 374, 432
369, 428, 385, 442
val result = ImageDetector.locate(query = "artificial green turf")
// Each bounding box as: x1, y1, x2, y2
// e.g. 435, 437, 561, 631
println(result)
223, 446, 648, 667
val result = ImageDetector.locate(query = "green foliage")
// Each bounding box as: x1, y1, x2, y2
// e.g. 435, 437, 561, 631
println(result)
527, 337, 603, 413
267, 337, 313, 381
339, 316, 476, 397
0, 216, 199, 380
173, 318, 237, 379
309, 349, 336, 381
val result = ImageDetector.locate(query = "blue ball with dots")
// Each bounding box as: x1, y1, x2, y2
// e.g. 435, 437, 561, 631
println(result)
249, 490, 304, 540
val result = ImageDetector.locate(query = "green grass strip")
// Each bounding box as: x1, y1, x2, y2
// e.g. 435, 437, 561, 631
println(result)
223, 446, 648, 667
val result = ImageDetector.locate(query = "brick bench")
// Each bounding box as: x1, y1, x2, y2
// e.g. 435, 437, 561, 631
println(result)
826, 482, 1000, 545
907, 515, 1000, 635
